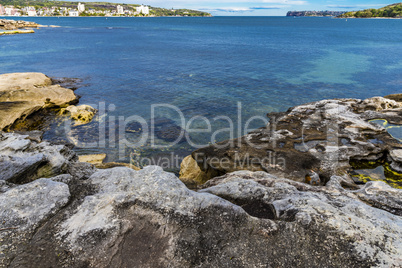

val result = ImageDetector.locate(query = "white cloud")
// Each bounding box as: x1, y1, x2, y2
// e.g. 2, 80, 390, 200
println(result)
327, 4, 386, 9
261, 0, 306, 5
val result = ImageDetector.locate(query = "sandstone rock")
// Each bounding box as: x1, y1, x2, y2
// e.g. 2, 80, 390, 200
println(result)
60, 105, 97, 125
389, 149, 402, 174
3, 166, 401, 267
0, 178, 70, 230
384, 93, 402, 102
0, 132, 77, 183
78, 154, 107, 165
0, 73, 78, 131
193, 97, 402, 186
200, 171, 402, 266
78, 153, 140, 170
0, 178, 70, 266
0, 154, 46, 183
94, 161, 140, 170
179, 155, 208, 186
361, 96, 402, 111
0, 29, 35, 35
0, 19, 40, 31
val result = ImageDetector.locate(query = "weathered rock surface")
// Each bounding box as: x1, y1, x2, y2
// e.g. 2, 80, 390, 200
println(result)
0, 132, 78, 183
0, 19, 40, 30
179, 155, 209, 186
1, 94, 402, 267
0, 73, 79, 131
78, 153, 107, 165
78, 153, 140, 170
1, 150, 401, 267
60, 105, 97, 125
193, 97, 402, 186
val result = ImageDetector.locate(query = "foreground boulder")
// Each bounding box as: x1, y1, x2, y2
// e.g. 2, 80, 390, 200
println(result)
1, 132, 402, 267
1, 164, 402, 267
193, 97, 402, 187
0, 132, 97, 184
0, 73, 79, 131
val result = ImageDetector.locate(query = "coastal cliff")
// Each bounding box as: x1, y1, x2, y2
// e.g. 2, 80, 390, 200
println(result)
339, 2, 402, 18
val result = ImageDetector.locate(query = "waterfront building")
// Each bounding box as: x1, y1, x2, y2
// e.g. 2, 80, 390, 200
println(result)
136, 5, 149, 15
27, 6, 37, 16
117, 5, 124, 15
78, 3, 85, 13
69, 10, 79, 16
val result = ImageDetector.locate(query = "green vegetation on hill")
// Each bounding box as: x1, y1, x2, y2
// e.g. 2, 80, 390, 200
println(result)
339, 2, 402, 18
0, 0, 212, 17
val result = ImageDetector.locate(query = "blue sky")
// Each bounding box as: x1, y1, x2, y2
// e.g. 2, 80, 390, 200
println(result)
119, 0, 396, 16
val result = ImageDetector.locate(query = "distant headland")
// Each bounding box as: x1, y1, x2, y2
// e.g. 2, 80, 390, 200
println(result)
339, 2, 402, 18
0, 0, 212, 17
287, 3, 402, 18
286, 11, 346, 17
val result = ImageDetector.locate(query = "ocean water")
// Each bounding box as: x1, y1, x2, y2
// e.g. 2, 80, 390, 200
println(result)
1, 16, 401, 166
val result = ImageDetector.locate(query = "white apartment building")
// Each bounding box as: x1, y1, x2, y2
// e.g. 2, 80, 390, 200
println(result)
77, 3, 85, 13
136, 5, 149, 15
69, 10, 79, 16
0, 5, 5, 15
116, 5, 124, 15
5, 6, 16, 15
27, 6, 37, 16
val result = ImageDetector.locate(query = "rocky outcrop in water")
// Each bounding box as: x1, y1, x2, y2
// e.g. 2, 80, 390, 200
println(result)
0, 73, 97, 131
0, 19, 40, 30
60, 105, 98, 126
0, 73, 78, 131
1, 131, 402, 267
193, 97, 402, 187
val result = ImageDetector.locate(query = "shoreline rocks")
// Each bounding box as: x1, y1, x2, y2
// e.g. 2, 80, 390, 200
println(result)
60, 105, 98, 125
0, 19, 40, 30
0, 72, 96, 131
0, 19, 41, 35
0, 72, 402, 266
193, 97, 402, 188
0, 131, 401, 267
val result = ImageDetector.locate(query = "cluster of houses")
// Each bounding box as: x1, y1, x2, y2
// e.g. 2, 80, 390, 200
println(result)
0, 3, 150, 17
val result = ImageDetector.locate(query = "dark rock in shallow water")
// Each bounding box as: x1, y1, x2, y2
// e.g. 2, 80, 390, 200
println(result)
50, 77, 84, 91
155, 123, 186, 143
193, 97, 402, 187
125, 117, 187, 143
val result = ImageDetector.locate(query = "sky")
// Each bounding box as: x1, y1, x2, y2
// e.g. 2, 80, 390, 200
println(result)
116, 0, 397, 16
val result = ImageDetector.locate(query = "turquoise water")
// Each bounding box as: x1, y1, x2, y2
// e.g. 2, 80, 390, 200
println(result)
1, 16, 401, 165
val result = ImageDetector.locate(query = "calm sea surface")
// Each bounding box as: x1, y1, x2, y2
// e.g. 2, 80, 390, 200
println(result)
1, 16, 401, 166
